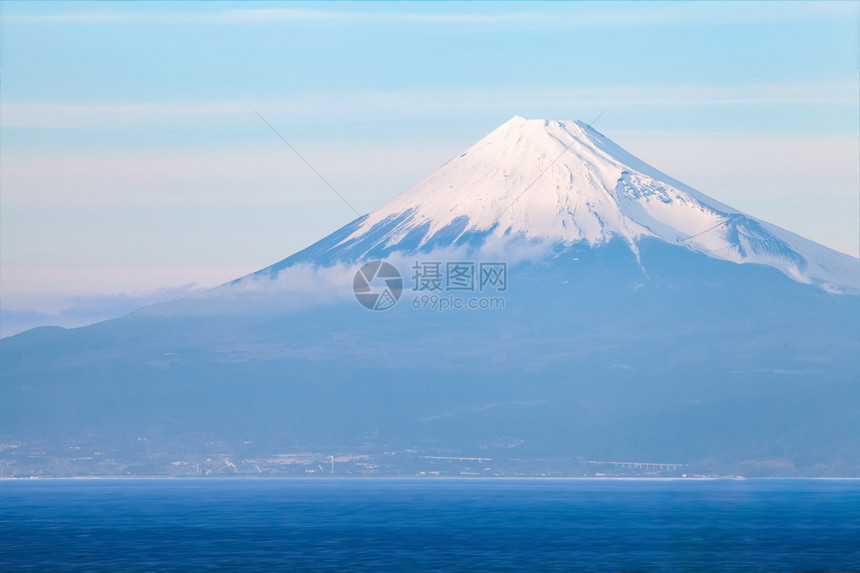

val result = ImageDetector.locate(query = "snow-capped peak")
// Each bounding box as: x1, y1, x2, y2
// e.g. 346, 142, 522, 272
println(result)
349, 116, 653, 247
322, 117, 860, 293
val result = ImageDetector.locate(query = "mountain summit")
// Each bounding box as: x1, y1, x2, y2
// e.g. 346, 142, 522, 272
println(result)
254, 116, 859, 294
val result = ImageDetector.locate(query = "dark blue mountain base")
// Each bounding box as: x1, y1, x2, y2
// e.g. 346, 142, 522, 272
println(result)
2, 239, 857, 477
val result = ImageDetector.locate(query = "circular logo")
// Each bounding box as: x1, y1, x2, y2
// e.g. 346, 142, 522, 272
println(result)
353, 261, 403, 311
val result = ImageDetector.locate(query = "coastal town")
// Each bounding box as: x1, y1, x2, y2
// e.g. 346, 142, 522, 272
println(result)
0, 440, 752, 479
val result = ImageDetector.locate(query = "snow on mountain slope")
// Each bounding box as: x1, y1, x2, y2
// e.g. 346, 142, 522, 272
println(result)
265, 116, 860, 294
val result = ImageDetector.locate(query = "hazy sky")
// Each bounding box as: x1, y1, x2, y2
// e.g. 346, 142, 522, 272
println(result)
1, 1, 858, 336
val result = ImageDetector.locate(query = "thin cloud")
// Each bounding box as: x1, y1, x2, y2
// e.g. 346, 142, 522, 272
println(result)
0, 283, 206, 338
210, 9, 550, 25
3, 2, 853, 26
2, 82, 855, 130
1, 9, 557, 25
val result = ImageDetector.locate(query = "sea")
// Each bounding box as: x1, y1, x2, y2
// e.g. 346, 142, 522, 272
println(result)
1, 478, 858, 571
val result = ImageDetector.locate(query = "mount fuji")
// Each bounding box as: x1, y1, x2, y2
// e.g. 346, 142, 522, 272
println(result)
2, 117, 858, 478
252, 116, 858, 294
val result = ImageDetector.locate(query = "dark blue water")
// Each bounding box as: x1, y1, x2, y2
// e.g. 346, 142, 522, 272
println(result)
1, 479, 858, 571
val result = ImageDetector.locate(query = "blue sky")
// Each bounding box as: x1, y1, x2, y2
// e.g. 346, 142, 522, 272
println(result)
1, 1, 858, 335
